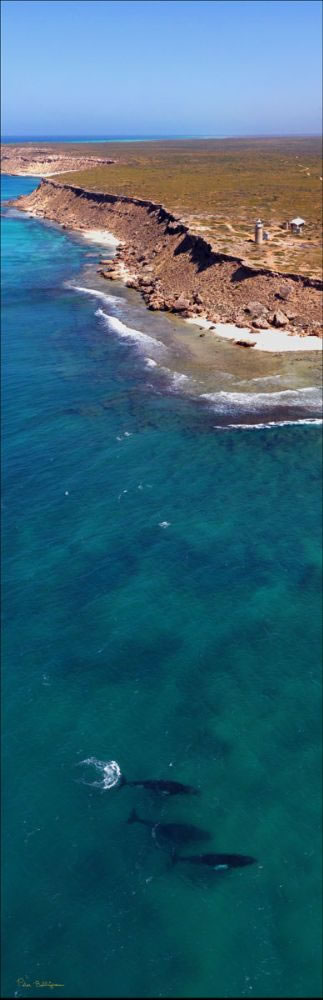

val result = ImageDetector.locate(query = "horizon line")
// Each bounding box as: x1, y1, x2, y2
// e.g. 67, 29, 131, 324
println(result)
2, 131, 322, 141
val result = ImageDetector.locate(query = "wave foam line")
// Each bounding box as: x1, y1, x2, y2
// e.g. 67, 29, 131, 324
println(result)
67, 283, 124, 306
96, 307, 164, 350
78, 228, 120, 248
165, 370, 193, 390
145, 357, 158, 368
213, 418, 323, 430
238, 374, 286, 385
202, 387, 322, 414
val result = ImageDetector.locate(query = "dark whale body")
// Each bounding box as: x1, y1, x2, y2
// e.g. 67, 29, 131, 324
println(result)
127, 808, 211, 845
121, 776, 198, 796
173, 852, 257, 869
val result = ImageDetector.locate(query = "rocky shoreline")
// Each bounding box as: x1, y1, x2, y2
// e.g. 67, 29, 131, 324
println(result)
9, 178, 323, 344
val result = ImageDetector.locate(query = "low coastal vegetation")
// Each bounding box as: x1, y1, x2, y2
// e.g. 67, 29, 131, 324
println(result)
55, 137, 322, 279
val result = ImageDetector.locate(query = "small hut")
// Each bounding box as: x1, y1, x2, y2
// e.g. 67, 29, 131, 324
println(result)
290, 217, 305, 235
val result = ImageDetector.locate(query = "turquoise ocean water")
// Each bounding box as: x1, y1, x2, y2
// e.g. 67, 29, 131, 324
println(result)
1, 135, 226, 142
2, 175, 322, 999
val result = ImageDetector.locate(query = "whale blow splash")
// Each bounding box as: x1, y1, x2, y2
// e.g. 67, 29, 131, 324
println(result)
77, 757, 122, 789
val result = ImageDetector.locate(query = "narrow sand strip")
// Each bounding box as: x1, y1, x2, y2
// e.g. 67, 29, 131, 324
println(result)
185, 317, 323, 353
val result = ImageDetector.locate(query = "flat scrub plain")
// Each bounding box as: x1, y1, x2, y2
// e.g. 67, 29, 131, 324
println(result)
55, 137, 322, 279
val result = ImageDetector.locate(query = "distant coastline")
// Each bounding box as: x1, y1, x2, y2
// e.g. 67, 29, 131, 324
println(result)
2, 132, 322, 142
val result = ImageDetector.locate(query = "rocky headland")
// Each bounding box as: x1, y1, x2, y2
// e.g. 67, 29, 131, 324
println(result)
9, 178, 323, 344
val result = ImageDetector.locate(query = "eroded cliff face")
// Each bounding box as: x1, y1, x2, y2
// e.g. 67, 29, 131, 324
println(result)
11, 179, 323, 336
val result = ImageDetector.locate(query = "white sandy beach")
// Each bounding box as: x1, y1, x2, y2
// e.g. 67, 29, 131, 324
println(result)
185, 316, 323, 353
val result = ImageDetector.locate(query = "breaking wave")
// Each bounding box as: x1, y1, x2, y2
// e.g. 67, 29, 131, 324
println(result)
66, 283, 124, 307
95, 307, 165, 350
202, 386, 322, 424
213, 418, 323, 430
164, 370, 193, 391
144, 357, 158, 368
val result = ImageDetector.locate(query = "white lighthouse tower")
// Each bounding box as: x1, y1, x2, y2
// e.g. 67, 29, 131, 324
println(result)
255, 219, 263, 245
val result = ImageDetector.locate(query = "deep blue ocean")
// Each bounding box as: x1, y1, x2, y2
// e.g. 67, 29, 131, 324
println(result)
2, 174, 322, 999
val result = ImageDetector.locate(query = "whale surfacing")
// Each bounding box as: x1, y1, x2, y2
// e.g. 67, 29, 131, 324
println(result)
121, 777, 198, 796
172, 852, 256, 869
127, 808, 211, 845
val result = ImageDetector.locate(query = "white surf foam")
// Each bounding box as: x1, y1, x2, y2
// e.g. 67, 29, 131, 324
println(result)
96, 307, 164, 350
213, 418, 323, 430
2, 206, 29, 219
159, 365, 193, 390
145, 357, 158, 368
79, 229, 120, 248
238, 375, 286, 385
202, 386, 322, 415
68, 284, 124, 306
168, 371, 192, 387
144, 360, 193, 388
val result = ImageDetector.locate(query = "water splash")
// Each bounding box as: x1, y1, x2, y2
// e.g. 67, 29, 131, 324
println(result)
78, 757, 122, 789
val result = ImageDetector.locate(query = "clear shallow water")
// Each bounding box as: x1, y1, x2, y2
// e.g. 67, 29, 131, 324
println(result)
65, 275, 322, 423
2, 175, 322, 999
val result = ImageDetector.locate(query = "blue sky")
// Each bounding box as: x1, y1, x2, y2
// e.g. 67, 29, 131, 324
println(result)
1, 0, 322, 136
